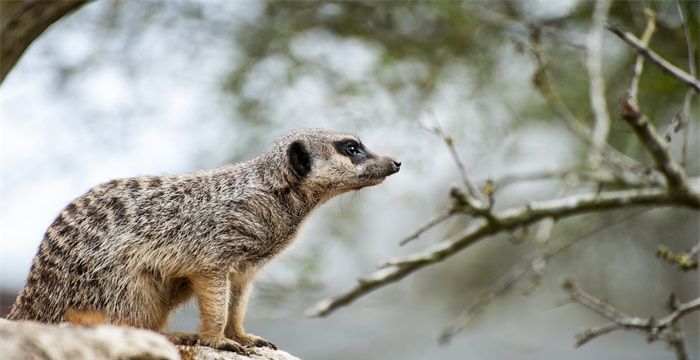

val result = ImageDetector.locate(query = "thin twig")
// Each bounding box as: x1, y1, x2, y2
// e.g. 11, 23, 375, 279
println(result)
613, 8, 691, 195
399, 208, 458, 246
676, 0, 697, 79
626, 8, 657, 111
492, 168, 655, 189
666, 292, 689, 360
691, 243, 700, 260
439, 257, 530, 343
619, 107, 691, 195
439, 208, 650, 344
676, 0, 696, 168
678, 92, 693, 168
474, 7, 587, 48
529, 28, 648, 185
575, 322, 620, 347
562, 279, 700, 347
420, 117, 485, 207
606, 23, 700, 92
587, 0, 613, 168
307, 181, 700, 317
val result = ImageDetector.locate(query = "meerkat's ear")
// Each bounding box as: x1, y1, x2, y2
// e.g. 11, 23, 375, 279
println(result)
288, 141, 312, 179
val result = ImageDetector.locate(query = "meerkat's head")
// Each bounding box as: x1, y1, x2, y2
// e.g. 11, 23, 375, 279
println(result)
275, 129, 400, 198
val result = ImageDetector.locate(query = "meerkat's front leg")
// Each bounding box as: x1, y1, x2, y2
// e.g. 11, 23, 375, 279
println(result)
191, 274, 250, 355
225, 272, 278, 349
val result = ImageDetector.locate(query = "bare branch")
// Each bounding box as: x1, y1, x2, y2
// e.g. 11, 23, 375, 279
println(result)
474, 7, 587, 48
492, 168, 657, 189
575, 322, 620, 347
606, 23, 700, 93
586, 0, 613, 168
678, 91, 693, 168
626, 9, 657, 110
562, 279, 700, 347
562, 278, 631, 321
691, 243, 700, 260
612, 9, 693, 196
427, 209, 652, 344
676, 0, 697, 79
440, 216, 557, 344
675, 0, 696, 168
439, 256, 530, 343
399, 208, 458, 246
0, 0, 90, 83
666, 293, 689, 360
619, 106, 691, 195
307, 182, 700, 317
529, 28, 647, 184
420, 119, 486, 208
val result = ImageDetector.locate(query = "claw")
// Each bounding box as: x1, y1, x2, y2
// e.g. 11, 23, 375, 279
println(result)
232, 333, 278, 350
200, 336, 249, 355
254, 338, 278, 350
164, 332, 200, 347
255, 339, 277, 350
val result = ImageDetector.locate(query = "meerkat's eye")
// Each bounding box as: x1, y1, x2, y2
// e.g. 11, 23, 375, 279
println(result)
344, 142, 362, 156
345, 143, 362, 156
334, 139, 367, 161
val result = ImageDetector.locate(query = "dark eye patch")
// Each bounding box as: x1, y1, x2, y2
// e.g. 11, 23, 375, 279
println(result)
334, 139, 365, 163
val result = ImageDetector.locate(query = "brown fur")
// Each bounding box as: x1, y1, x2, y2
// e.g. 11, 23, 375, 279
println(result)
8, 128, 400, 353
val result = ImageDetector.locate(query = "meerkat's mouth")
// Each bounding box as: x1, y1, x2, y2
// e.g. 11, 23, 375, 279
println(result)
349, 180, 383, 191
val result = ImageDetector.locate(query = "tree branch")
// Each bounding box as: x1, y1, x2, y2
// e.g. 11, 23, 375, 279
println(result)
307, 181, 700, 317
0, 0, 90, 83
666, 292, 689, 360
574, 322, 620, 347
439, 201, 644, 345
619, 106, 692, 196
399, 207, 458, 246
675, 0, 696, 168
474, 7, 587, 48
420, 117, 487, 209
562, 279, 700, 348
586, 0, 613, 168
626, 9, 657, 110
529, 28, 649, 185
613, 9, 694, 198
439, 256, 530, 343
492, 167, 656, 189
605, 23, 700, 93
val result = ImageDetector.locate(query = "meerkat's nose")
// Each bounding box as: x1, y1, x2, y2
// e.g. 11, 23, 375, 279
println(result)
392, 160, 402, 171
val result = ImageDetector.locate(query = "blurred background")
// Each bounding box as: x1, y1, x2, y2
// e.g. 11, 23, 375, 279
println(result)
1, 1, 698, 359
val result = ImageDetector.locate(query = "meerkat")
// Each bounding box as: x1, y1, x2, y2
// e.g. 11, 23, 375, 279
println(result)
7, 128, 401, 354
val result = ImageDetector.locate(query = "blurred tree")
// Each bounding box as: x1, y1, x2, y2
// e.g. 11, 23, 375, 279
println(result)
0, 0, 89, 83
240, 1, 700, 358
225, 0, 698, 164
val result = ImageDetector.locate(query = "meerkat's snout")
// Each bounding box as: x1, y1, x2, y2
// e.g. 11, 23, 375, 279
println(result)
390, 159, 401, 173
374, 156, 401, 178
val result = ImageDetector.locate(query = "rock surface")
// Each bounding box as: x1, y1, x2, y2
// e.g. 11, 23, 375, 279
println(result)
0, 318, 300, 360
179, 345, 300, 360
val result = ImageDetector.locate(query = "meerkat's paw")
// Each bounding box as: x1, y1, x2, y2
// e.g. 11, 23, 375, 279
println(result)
233, 333, 278, 350
200, 336, 251, 355
164, 332, 200, 346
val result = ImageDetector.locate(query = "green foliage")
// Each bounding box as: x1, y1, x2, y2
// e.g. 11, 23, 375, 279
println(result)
224, 0, 698, 149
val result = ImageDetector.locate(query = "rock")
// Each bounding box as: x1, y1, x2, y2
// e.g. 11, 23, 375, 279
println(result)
0, 318, 301, 360
0, 318, 179, 359
179, 345, 301, 360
